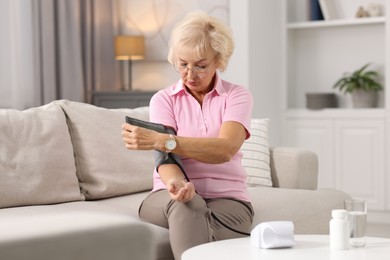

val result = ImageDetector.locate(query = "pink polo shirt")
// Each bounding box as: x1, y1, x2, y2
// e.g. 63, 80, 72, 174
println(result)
149, 74, 253, 202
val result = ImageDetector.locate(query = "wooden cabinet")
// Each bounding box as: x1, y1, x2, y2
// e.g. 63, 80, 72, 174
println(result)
334, 118, 385, 210
92, 91, 155, 109
284, 110, 386, 210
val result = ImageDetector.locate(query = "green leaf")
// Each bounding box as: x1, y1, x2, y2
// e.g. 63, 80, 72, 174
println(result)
332, 63, 383, 94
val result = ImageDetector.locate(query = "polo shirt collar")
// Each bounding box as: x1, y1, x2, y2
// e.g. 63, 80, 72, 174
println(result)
169, 73, 227, 96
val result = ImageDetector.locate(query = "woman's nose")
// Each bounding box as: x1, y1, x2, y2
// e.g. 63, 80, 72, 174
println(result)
187, 68, 197, 79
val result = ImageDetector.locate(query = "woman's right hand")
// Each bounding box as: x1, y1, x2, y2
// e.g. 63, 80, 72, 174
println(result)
167, 179, 195, 203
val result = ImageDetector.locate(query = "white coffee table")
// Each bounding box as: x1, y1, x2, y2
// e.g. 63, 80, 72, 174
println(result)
182, 235, 390, 260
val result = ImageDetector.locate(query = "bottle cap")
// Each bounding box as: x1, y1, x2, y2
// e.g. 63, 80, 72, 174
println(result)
332, 209, 348, 219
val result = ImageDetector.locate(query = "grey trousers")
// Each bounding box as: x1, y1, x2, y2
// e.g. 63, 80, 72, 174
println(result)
138, 189, 254, 260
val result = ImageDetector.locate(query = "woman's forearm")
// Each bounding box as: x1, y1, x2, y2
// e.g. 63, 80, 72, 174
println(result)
172, 136, 234, 163
122, 121, 247, 164
157, 121, 247, 164
158, 164, 186, 184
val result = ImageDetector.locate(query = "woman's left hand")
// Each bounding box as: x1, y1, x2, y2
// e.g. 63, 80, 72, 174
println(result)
121, 123, 162, 150
167, 179, 196, 203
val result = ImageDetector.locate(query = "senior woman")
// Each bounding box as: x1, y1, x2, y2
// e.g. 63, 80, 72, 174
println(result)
122, 11, 253, 260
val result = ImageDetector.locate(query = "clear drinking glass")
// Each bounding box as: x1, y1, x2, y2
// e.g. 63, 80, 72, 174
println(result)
345, 199, 367, 247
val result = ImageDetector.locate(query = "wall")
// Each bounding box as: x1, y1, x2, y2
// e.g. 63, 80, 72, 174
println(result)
0, 0, 13, 108
223, 1, 249, 88
129, 0, 278, 92
0, 0, 283, 145
125, 0, 231, 91
0, 0, 37, 109
249, 0, 282, 146
226, 1, 282, 145
132, 0, 283, 95
133, 0, 283, 145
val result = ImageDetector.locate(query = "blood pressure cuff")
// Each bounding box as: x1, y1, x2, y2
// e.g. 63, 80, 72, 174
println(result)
125, 116, 184, 172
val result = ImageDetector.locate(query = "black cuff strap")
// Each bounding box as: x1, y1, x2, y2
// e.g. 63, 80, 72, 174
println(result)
125, 116, 188, 181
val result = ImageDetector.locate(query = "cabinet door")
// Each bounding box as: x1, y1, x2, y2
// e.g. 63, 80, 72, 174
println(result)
334, 120, 385, 210
284, 119, 334, 188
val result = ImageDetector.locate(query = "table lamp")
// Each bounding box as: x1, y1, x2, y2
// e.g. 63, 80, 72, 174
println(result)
114, 35, 145, 90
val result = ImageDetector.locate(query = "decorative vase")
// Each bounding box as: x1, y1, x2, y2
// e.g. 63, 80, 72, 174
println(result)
351, 89, 378, 108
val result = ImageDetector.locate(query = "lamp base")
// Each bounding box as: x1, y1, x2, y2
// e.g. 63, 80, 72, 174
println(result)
120, 85, 132, 91
120, 60, 132, 91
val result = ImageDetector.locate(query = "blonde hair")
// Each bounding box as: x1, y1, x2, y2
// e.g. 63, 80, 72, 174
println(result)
167, 11, 234, 72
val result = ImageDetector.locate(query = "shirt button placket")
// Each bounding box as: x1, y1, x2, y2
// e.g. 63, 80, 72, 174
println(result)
201, 98, 208, 134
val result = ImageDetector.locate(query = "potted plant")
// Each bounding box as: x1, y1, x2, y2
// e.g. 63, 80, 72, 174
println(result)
333, 63, 383, 108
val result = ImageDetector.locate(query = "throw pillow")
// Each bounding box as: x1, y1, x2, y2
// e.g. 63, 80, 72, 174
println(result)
57, 100, 154, 200
241, 118, 272, 187
0, 102, 82, 208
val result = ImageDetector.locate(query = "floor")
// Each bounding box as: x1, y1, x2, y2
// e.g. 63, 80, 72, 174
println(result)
367, 223, 390, 238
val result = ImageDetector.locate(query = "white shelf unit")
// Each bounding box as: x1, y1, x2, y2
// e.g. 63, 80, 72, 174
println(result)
287, 16, 385, 29
281, 0, 389, 213
285, 19, 386, 109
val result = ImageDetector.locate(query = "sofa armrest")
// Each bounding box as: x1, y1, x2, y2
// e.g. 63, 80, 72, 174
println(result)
270, 147, 318, 190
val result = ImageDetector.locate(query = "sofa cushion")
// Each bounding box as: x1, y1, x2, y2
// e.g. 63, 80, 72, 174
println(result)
57, 100, 154, 200
241, 118, 272, 187
0, 102, 82, 208
0, 203, 155, 260
248, 187, 351, 234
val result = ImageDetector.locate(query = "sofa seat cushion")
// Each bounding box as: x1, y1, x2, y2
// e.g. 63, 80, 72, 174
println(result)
0, 197, 172, 260
93, 192, 173, 259
57, 100, 155, 200
248, 187, 351, 234
0, 203, 154, 260
0, 102, 81, 209
92, 191, 150, 215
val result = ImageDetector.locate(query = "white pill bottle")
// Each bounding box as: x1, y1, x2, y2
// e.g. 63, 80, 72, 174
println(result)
329, 209, 350, 250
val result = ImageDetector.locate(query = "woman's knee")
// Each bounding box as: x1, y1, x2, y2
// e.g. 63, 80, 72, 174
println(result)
164, 193, 209, 218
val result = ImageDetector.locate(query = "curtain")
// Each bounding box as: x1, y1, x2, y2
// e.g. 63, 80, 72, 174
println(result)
31, 0, 120, 105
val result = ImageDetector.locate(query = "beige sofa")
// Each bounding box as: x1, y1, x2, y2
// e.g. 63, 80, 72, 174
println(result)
0, 100, 351, 260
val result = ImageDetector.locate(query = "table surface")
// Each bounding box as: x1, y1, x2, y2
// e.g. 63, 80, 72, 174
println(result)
182, 235, 390, 260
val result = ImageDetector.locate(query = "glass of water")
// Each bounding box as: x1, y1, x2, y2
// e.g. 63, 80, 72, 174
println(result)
345, 199, 367, 247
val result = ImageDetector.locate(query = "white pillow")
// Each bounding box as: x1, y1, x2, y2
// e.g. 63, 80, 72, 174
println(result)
241, 118, 272, 187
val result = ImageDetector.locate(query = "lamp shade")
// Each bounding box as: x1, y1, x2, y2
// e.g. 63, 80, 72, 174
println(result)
114, 36, 145, 60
